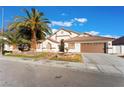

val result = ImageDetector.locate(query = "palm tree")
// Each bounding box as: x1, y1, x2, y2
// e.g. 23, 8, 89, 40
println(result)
8, 8, 52, 51
0, 31, 30, 53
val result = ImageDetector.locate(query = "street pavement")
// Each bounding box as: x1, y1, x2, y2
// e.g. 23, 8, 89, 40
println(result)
0, 54, 124, 86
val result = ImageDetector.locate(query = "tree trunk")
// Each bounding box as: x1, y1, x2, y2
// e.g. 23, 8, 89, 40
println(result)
12, 44, 18, 54
13, 44, 16, 50
31, 30, 37, 52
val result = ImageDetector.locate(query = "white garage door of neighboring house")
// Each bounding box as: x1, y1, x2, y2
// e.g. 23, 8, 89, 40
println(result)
112, 45, 124, 54
116, 46, 121, 54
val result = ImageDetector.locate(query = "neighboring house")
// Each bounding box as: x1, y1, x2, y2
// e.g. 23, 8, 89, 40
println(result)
37, 28, 114, 53
112, 36, 124, 55
4, 44, 13, 51
0, 36, 13, 52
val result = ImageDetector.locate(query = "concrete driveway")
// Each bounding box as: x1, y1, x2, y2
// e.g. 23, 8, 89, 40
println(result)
83, 53, 124, 65
83, 53, 124, 74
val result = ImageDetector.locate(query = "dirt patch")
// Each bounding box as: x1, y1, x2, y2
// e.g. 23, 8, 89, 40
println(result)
5, 52, 83, 63
49, 53, 82, 63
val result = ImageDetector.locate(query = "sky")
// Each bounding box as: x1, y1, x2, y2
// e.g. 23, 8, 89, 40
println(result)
0, 6, 124, 38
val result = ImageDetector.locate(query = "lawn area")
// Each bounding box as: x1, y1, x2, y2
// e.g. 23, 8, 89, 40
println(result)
5, 52, 83, 63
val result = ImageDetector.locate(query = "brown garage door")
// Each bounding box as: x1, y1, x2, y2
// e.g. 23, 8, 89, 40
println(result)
81, 43, 105, 53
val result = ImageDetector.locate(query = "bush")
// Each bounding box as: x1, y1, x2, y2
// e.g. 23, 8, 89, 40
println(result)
3, 51, 12, 55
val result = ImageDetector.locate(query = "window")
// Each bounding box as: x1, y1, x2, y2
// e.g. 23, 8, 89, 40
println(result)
68, 43, 75, 49
61, 31, 64, 34
47, 42, 52, 49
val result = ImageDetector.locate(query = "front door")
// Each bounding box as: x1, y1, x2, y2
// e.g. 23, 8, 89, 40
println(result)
46, 42, 52, 51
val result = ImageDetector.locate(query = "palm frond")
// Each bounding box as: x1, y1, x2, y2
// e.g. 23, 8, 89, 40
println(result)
23, 9, 31, 19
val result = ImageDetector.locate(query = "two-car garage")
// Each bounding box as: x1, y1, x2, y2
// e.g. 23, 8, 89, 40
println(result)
80, 43, 106, 53
65, 35, 114, 53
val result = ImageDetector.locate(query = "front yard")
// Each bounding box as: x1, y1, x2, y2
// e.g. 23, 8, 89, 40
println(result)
50, 53, 82, 62
5, 52, 83, 63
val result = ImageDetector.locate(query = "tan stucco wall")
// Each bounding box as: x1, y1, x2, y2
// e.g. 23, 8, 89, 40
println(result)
50, 29, 79, 42
36, 39, 59, 52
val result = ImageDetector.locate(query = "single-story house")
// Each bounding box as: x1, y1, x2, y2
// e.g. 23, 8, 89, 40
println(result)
112, 36, 124, 55
36, 28, 114, 53
36, 28, 79, 52
2, 28, 115, 54
64, 34, 114, 53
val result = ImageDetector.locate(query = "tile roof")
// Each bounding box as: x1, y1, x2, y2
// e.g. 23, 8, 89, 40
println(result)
65, 35, 114, 42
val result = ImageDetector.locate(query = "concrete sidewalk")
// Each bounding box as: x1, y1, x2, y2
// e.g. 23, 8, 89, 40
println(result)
37, 60, 123, 75
0, 55, 34, 62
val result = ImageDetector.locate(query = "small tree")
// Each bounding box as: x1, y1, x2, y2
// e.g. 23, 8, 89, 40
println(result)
0, 31, 30, 53
59, 39, 64, 52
